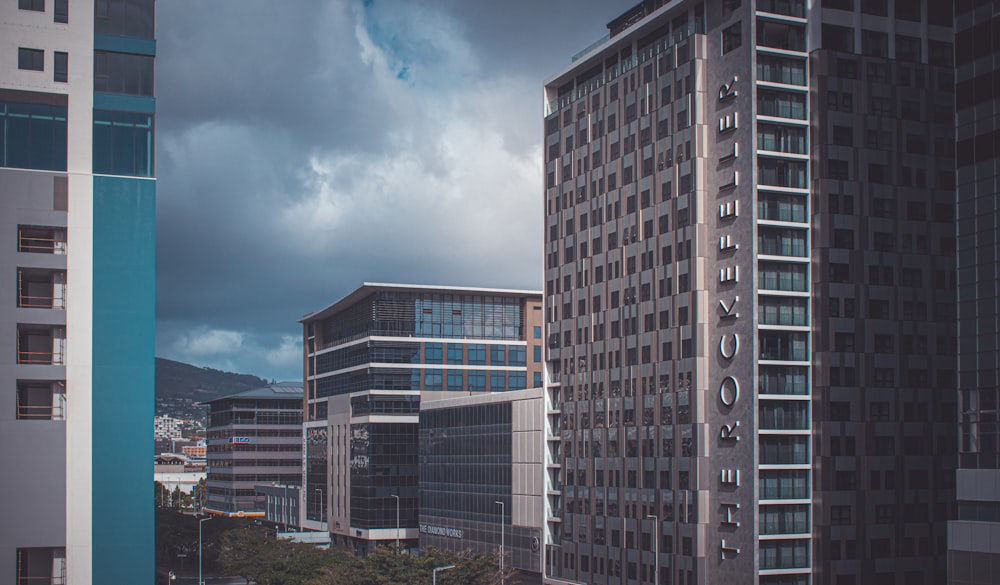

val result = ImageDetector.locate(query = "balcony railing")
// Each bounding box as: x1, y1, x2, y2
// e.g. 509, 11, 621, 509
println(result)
17, 270, 66, 309
18, 226, 67, 254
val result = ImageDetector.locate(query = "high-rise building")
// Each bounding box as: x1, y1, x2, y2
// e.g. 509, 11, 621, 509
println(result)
542, 2, 955, 584
300, 283, 543, 553
949, 2, 1000, 584
418, 388, 545, 579
203, 382, 304, 518
1, 1, 156, 583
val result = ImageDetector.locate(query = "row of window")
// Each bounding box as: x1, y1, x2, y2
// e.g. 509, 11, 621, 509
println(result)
0, 99, 153, 175
18, 0, 68, 22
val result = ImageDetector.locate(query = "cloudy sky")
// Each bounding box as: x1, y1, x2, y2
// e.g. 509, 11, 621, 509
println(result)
154, 0, 636, 381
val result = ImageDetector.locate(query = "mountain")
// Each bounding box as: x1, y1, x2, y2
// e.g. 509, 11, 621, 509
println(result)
155, 357, 271, 421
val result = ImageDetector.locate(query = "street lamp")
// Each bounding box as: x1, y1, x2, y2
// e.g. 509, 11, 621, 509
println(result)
390, 494, 401, 551
314, 488, 323, 522
433, 564, 456, 585
495, 500, 505, 585
647, 514, 658, 585
198, 516, 212, 585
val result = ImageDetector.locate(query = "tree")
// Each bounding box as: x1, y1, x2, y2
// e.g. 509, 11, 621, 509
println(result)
213, 526, 351, 585
339, 546, 513, 585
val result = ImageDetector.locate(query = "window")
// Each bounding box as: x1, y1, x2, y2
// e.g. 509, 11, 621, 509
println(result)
831, 505, 852, 525
895, 35, 921, 62
822, 24, 855, 53
0, 99, 68, 171
95, 0, 155, 38
53, 52, 67, 82
92, 109, 154, 176
447, 344, 463, 363
861, 0, 887, 15
894, 0, 920, 21
19, 0, 44, 11
54, 0, 67, 22
489, 344, 506, 365
18, 48, 44, 71
722, 22, 742, 54
533, 326, 542, 339
862, 30, 888, 57
424, 343, 442, 364
94, 51, 154, 96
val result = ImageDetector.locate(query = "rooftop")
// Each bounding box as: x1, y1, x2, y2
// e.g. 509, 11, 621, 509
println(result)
198, 381, 303, 405
300, 282, 542, 324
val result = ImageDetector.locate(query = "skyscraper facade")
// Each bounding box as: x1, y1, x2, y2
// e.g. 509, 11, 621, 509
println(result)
1, 1, 156, 583
301, 283, 543, 553
542, 1, 954, 584
950, 1, 1000, 584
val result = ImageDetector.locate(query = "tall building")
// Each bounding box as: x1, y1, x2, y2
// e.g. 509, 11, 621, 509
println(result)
949, 1, 1000, 584
203, 382, 304, 518
419, 388, 545, 580
300, 283, 543, 553
1, 1, 155, 584
542, 2, 955, 584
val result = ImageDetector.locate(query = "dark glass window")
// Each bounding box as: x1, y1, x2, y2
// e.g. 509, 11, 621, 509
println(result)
92, 109, 154, 176
862, 30, 888, 57
895, 35, 921, 62
19, 0, 44, 11
861, 0, 887, 15
894, 0, 920, 21
722, 22, 741, 54
53, 52, 67, 83
54, 0, 67, 22
94, 51, 154, 96
95, 0, 154, 38
18, 48, 44, 71
822, 24, 855, 53
0, 100, 67, 171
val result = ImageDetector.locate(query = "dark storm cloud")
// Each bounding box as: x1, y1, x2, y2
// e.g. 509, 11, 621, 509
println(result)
155, 0, 636, 380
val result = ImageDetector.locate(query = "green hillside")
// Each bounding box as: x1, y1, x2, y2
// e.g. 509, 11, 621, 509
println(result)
155, 357, 270, 420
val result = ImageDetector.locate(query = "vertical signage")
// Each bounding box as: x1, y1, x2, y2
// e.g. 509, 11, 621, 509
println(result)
714, 74, 747, 564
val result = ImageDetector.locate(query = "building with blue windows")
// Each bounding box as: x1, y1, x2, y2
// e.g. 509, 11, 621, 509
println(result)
1, 1, 155, 583
300, 283, 543, 553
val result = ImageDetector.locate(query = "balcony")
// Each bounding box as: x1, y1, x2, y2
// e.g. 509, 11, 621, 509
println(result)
16, 381, 66, 420
757, 55, 806, 86
757, 20, 806, 52
759, 504, 810, 535
758, 262, 809, 292
760, 472, 809, 501
18, 226, 67, 254
759, 366, 809, 396
759, 401, 809, 430
17, 326, 66, 365
759, 330, 809, 361
17, 269, 66, 309
758, 297, 809, 326
758, 89, 806, 120
758, 159, 808, 189
758, 192, 807, 223
757, 0, 805, 18
758, 227, 808, 258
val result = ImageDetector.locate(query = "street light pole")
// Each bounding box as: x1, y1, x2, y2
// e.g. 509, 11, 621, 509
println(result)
433, 564, 456, 585
390, 494, 400, 551
198, 516, 212, 585
647, 514, 658, 585
495, 500, 505, 585
283, 483, 288, 533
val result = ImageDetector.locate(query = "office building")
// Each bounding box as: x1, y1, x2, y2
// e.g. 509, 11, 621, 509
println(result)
949, 1, 1000, 584
203, 382, 303, 517
300, 283, 543, 553
1, 1, 156, 583
419, 388, 545, 581
542, 1, 955, 584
